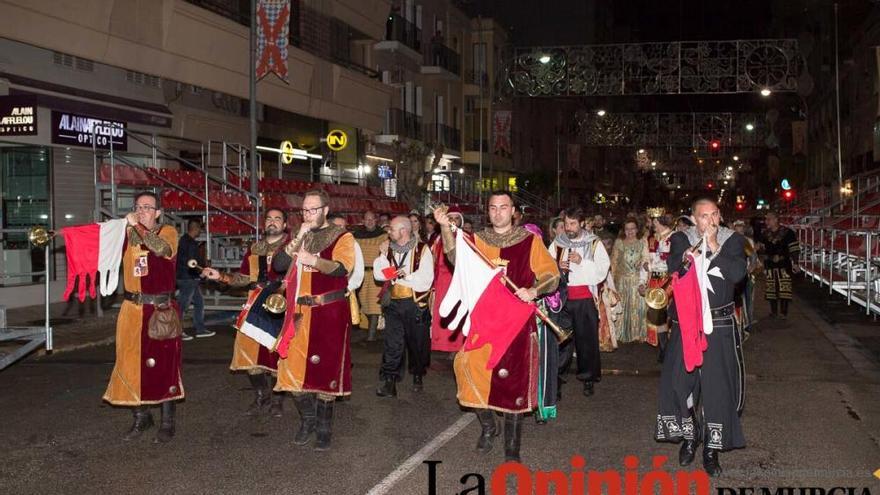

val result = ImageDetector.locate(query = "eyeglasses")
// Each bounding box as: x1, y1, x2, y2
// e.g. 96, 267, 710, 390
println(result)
132, 205, 158, 212
299, 205, 325, 216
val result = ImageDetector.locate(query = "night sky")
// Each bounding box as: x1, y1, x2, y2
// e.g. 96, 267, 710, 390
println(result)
462, 0, 828, 45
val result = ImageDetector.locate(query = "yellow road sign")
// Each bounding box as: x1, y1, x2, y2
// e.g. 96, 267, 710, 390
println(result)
327, 129, 348, 151
280, 140, 295, 165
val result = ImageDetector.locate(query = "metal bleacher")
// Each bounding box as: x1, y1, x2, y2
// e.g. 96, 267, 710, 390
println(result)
94, 130, 409, 310
791, 170, 880, 317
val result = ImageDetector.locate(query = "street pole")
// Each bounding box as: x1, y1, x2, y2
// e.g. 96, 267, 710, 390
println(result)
556, 136, 561, 209
477, 15, 484, 206
833, 2, 844, 206
249, 0, 259, 239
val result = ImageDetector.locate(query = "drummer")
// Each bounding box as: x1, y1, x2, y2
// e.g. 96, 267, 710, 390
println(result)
202, 208, 290, 417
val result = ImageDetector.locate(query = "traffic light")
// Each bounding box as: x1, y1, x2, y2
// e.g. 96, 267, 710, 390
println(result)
782, 189, 794, 202
736, 201, 746, 211
706, 181, 714, 190
708, 140, 721, 156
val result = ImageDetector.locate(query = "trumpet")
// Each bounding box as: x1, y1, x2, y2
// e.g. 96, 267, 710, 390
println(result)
644, 237, 704, 310
28, 226, 56, 247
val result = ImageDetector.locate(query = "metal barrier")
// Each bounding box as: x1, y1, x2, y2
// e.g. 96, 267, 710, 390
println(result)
794, 226, 880, 317
0, 228, 52, 370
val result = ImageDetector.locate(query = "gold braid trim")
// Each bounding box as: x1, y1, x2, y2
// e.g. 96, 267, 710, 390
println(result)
303, 224, 346, 253
128, 224, 171, 258
475, 226, 531, 249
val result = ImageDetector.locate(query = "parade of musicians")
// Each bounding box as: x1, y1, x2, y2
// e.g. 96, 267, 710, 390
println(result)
1, 1, 880, 493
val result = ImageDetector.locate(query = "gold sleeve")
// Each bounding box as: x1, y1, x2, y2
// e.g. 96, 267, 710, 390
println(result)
327, 232, 356, 275
136, 224, 175, 259
529, 235, 560, 294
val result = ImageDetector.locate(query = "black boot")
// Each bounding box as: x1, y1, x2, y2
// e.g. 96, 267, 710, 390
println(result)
780, 300, 789, 320
376, 378, 397, 398
702, 447, 722, 477
292, 394, 317, 446
583, 380, 595, 396
768, 300, 778, 319
122, 406, 154, 441
366, 315, 378, 342
412, 374, 423, 393
245, 373, 271, 416
679, 438, 698, 466
503, 413, 523, 462
657, 332, 669, 363
475, 410, 498, 453
314, 399, 334, 451
154, 402, 176, 444
269, 392, 284, 418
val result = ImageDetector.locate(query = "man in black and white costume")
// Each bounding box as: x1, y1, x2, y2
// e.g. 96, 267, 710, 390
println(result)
655, 198, 747, 477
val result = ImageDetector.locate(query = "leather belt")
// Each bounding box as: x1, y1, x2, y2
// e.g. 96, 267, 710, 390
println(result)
296, 289, 347, 307
710, 302, 735, 319
671, 302, 735, 324
124, 292, 173, 306
650, 271, 668, 278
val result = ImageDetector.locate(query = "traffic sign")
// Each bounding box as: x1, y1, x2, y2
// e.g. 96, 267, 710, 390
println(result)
280, 140, 295, 164
327, 129, 348, 151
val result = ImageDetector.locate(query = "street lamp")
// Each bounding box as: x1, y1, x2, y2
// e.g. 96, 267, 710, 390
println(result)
760, 88, 772, 97
596, 109, 607, 117
745, 123, 755, 131
539, 54, 551, 64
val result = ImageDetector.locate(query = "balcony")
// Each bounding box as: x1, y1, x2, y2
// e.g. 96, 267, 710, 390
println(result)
425, 123, 461, 152
375, 14, 422, 62
375, 108, 423, 144
421, 42, 461, 79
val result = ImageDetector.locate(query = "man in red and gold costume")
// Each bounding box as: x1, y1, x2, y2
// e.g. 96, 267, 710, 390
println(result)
646, 209, 675, 362
202, 208, 290, 416
434, 191, 559, 463
274, 189, 356, 451
103, 191, 182, 444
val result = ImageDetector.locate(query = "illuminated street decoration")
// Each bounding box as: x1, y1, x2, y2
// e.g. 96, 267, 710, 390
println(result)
574, 112, 765, 147
509, 39, 801, 97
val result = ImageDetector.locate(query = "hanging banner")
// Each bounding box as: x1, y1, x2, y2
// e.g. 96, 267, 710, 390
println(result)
493, 110, 512, 155
567, 143, 581, 172
0, 95, 38, 136
791, 121, 806, 156
256, 0, 292, 83
51, 111, 127, 151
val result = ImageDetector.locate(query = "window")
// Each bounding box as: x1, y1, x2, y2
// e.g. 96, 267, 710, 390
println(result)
1, 147, 50, 286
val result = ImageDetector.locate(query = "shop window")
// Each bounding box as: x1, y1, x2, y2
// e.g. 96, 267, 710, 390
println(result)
1, 147, 50, 286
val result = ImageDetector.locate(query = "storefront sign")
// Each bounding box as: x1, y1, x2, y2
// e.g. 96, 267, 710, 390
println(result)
0, 95, 38, 136
51, 111, 127, 151
326, 129, 348, 151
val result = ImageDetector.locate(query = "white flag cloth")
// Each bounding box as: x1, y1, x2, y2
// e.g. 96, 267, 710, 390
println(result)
438, 230, 502, 337
98, 219, 128, 296
347, 241, 365, 292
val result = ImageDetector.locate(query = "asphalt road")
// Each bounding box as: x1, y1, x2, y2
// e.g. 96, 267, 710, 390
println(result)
1, 283, 879, 494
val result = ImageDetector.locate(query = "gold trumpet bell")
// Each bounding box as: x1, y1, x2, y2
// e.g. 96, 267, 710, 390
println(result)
263, 293, 287, 314
28, 226, 54, 247
645, 287, 669, 310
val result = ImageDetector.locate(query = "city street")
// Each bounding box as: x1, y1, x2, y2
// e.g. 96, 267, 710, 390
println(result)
2, 280, 879, 494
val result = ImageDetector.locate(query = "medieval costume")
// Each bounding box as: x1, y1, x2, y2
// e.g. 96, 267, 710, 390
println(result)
217, 234, 289, 416
354, 225, 386, 340
758, 225, 799, 318
442, 225, 559, 462
373, 238, 435, 396
103, 223, 182, 443
655, 226, 747, 477
274, 225, 356, 450
647, 228, 674, 356
548, 229, 610, 397
611, 237, 649, 343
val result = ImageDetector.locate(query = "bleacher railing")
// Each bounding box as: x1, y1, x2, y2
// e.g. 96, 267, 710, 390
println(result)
0, 229, 52, 370
794, 225, 880, 317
